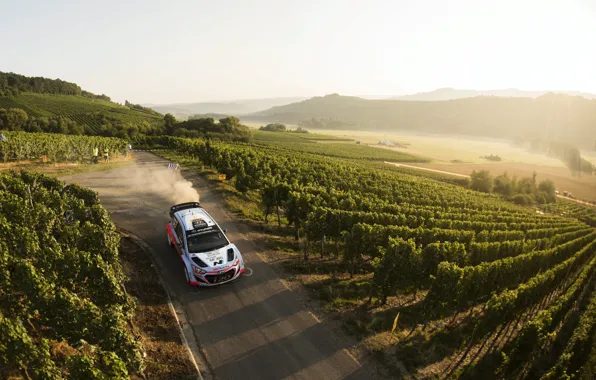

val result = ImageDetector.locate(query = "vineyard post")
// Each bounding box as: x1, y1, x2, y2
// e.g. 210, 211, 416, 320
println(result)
303, 237, 309, 261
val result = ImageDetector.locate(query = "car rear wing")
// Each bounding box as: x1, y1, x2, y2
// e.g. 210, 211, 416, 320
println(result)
170, 202, 201, 217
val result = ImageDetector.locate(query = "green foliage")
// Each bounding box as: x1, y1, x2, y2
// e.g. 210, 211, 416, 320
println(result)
0, 170, 144, 378
370, 238, 420, 305
255, 138, 428, 162
0, 94, 164, 139
170, 116, 252, 142
472, 171, 557, 205
1, 71, 82, 96
150, 135, 596, 378
483, 154, 502, 161
0, 131, 126, 162
124, 100, 160, 116
290, 126, 309, 133
542, 199, 596, 227
470, 170, 493, 192
259, 123, 287, 132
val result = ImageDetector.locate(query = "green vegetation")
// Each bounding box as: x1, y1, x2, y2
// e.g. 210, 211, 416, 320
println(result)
542, 199, 596, 227
263, 141, 427, 162
0, 131, 126, 162
148, 135, 596, 378
0, 91, 252, 143
123, 100, 161, 116
470, 170, 558, 205
259, 123, 287, 132
482, 154, 502, 162
0, 72, 251, 142
296, 133, 353, 141
0, 95, 164, 139
0, 71, 109, 100
253, 130, 426, 162
0, 170, 144, 378
168, 115, 252, 141
254, 129, 353, 142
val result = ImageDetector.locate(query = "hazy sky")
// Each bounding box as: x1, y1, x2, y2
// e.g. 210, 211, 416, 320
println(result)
2, 0, 595, 104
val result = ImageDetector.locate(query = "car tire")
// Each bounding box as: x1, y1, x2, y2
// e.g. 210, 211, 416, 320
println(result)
167, 232, 173, 247
184, 267, 191, 285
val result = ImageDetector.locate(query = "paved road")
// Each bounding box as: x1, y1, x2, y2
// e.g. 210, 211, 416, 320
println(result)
62, 152, 373, 380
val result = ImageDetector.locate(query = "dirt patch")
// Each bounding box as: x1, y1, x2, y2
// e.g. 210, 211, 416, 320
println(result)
119, 237, 196, 380
0, 157, 132, 177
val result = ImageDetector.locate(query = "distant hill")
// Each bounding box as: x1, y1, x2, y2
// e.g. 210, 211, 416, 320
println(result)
0, 71, 164, 138
249, 93, 596, 148
145, 97, 307, 119
392, 87, 596, 101
0, 94, 163, 131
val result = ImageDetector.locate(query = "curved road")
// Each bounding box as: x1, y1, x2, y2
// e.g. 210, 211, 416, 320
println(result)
62, 152, 375, 380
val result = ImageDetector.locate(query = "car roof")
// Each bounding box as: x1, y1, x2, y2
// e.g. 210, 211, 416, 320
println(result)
174, 207, 217, 231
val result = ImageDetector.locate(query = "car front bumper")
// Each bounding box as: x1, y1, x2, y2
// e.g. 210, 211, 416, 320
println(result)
190, 263, 244, 287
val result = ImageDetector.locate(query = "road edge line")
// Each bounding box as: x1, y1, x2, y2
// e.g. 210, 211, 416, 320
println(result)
116, 227, 210, 380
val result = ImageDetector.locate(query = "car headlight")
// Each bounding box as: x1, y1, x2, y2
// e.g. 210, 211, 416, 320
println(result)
192, 266, 206, 276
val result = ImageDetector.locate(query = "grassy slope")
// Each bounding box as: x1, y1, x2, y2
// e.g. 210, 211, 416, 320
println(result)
253, 130, 429, 162
249, 94, 596, 148
0, 93, 163, 129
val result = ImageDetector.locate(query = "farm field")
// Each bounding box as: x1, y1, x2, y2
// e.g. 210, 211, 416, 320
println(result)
302, 128, 571, 165
252, 130, 428, 162
149, 136, 596, 379
0, 93, 163, 134
292, 128, 596, 202
2, 128, 595, 379
0, 134, 196, 378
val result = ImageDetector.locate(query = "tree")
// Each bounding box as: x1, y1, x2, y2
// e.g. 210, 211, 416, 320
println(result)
164, 113, 177, 135
470, 170, 493, 193
537, 179, 557, 202
259, 123, 286, 132
494, 172, 515, 197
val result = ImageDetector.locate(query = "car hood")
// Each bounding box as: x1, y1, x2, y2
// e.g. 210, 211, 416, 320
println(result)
190, 244, 239, 269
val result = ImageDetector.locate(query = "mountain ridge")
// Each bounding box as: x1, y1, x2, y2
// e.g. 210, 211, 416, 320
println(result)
245, 93, 596, 148
392, 87, 596, 101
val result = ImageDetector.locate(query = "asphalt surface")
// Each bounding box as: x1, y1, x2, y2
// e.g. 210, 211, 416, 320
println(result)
62, 152, 373, 380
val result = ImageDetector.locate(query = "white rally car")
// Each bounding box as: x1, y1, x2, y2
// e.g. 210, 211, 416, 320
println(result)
166, 202, 244, 286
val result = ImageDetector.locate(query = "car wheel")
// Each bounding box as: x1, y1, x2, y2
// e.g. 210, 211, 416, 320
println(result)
167, 232, 173, 247
184, 267, 191, 285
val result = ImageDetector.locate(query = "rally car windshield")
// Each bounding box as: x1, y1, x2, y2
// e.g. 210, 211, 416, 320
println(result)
186, 228, 228, 253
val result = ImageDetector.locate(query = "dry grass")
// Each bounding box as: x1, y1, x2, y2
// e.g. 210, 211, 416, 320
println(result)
0, 156, 133, 177
119, 237, 197, 380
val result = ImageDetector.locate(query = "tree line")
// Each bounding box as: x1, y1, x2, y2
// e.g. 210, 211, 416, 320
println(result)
0, 107, 252, 142
164, 114, 252, 142
0, 71, 110, 100
124, 100, 162, 116
470, 170, 558, 205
